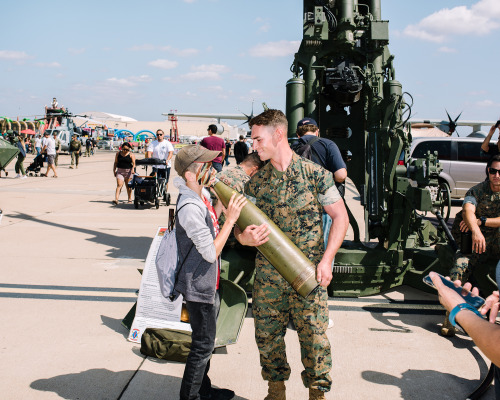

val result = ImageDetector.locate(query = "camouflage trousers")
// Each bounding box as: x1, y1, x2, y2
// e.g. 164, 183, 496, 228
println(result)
252, 261, 332, 391
449, 232, 500, 282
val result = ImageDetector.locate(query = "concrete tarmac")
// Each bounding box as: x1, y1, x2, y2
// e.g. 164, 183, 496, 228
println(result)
0, 151, 495, 399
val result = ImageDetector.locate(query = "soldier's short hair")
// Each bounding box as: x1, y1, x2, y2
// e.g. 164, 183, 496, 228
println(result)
296, 125, 319, 137
249, 109, 288, 132
241, 152, 265, 170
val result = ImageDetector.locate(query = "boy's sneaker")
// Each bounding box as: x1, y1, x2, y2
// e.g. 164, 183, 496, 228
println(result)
15, 174, 21, 178
200, 388, 235, 400
20, 175, 27, 179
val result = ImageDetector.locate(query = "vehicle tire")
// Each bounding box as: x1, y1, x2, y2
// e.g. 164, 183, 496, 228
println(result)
166, 193, 171, 206
433, 180, 451, 222
155, 199, 160, 209
140, 201, 144, 206
134, 199, 139, 209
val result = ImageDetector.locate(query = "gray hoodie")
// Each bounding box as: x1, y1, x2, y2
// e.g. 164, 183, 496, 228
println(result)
174, 179, 218, 304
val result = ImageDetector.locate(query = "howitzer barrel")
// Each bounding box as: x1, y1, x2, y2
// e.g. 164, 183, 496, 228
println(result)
212, 179, 319, 298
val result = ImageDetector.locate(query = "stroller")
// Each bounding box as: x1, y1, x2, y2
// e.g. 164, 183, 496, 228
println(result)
26, 154, 45, 176
132, 158, 172, 209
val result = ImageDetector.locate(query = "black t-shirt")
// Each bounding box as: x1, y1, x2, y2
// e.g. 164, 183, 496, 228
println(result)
299, 135, 346, 174
233, 141, 249, 163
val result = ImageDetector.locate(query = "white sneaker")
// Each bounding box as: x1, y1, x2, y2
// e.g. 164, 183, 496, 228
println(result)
15, 174, 21, 178
20, 175, 27, 179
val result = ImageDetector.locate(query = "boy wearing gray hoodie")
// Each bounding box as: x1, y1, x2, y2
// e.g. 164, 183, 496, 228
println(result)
173, 145, 246, 400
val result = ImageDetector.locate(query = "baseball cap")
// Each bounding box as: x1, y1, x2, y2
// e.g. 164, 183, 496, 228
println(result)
297, 117, 318, 128
174, 145, 220, 177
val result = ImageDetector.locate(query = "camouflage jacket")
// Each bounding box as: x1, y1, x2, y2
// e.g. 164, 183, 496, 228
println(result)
452, 180, 500, 242
245, 152, 340, 264
217, 165, 250, 194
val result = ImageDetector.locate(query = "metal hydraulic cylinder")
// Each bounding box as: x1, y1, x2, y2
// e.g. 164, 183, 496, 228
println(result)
286, 77, 305, 138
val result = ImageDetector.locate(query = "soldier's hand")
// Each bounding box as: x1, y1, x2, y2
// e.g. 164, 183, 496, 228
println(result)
472, 229, 486, 254
459, 220, 471, 232
481, 290, 500, 323
316, 260, 333, 287
235, 224, 269, 247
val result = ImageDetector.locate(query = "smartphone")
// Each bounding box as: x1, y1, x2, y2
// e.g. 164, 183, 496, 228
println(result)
423, 273, 485, 309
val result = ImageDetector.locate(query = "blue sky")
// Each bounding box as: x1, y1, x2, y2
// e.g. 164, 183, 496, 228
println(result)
1, 0, 499, 128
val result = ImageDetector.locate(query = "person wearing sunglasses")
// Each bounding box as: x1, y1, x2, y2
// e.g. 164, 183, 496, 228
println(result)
441, 154, 500, 337
146, 129, 174, 192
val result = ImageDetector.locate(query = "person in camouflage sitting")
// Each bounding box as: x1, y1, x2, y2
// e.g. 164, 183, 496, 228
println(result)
441, 154, 500, 337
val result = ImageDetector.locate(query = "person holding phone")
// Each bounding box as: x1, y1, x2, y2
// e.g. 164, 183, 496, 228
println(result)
430, 270, 500, 398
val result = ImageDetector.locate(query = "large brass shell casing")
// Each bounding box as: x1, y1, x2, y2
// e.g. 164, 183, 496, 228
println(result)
212, 179, 319, 298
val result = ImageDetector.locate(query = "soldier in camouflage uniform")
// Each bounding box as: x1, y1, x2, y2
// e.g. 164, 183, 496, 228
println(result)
441, 154, 500, 337
236, 110, 349, 400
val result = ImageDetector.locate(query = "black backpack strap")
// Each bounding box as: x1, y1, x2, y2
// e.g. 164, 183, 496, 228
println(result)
171, 198, 194, 298
305, 136, 323, 166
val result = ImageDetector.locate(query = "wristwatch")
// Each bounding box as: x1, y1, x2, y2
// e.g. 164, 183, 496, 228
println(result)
479, 216, 487, 226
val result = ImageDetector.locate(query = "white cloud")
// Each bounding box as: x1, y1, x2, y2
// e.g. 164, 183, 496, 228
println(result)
180, 71, 222, 81
107, 75, 152, 87
129, 44, 156, 51
160, 45, 199, 56
437, 46, 457, 53
148, 59, 178, 69
232, 73, 256, 81
249, 89, 263, 97
192, 64, 229, 73
68, 48, 85, 55
254, 17, 270, 33
0, 50, 30, 60
403, 0, 500, 43
475, 99, 500, 108
35, 62, 61, 68
468, 90, 487, 96
248, 40, 300, 57
180, 64, 230, 81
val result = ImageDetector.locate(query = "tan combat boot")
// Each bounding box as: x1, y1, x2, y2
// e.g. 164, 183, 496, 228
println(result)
309, 388, 326, 400
440, 311, 456, 337
264, 381, 286, 400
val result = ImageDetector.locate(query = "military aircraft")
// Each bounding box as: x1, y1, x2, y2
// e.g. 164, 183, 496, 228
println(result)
410, 110, 495, 136
36, 110, 101, 152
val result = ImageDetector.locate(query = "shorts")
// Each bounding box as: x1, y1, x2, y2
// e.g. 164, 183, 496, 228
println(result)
47, 155, 56, 165
116, 168, 132, 181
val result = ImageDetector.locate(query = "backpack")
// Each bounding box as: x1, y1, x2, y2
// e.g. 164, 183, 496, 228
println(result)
155, 202, 194, 300
140, 328, 191, 362
292, 136, 322, 165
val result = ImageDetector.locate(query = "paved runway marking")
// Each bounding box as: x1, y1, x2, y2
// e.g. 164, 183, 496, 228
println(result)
0, 283, 138, 302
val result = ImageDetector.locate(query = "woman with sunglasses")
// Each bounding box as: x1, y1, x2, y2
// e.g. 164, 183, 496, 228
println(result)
441, 154, 500, 337
112, 141, 136, 205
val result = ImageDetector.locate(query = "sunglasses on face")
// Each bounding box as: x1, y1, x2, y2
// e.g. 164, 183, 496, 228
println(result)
488, 167, 500, 176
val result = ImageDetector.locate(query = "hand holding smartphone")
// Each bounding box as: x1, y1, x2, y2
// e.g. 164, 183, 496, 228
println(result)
423, 273, 485, 309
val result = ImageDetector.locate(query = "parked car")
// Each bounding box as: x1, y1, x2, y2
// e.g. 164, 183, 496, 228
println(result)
410, 136, 492, 199
97, 139, 123, 150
